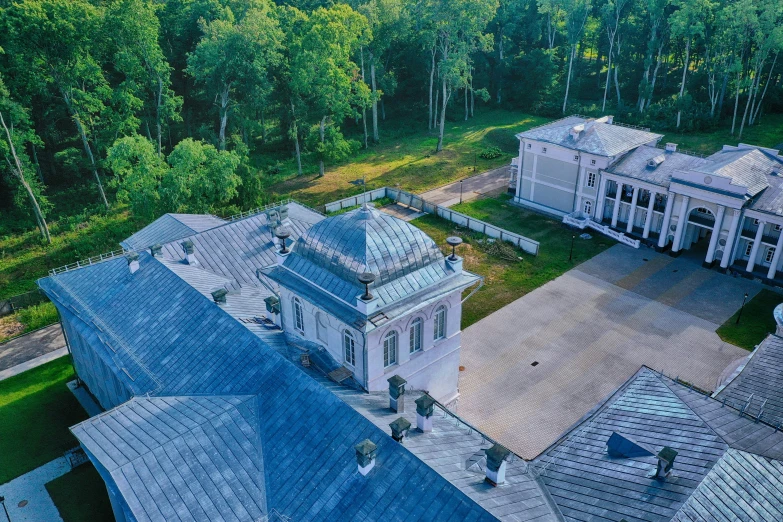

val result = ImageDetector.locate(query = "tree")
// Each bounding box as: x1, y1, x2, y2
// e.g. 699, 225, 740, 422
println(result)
106, 135, 167, 219
163, 138, 241, 213
561, 0, 591, 114
637, 0, 669, 112
669, 0, 714, 128
187, 1, 283, 151
601, 0, 630, 112
0, 76, 51, 243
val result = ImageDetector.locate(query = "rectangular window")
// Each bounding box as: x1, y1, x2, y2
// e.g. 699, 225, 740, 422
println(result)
383, 333, 398, 367
775, 224, 782, 232
745, 242, 754, 257
574, 155, 579, 162
591, 159, 596, 165
526, 143, 531, 149
767, 248, 776, 263
344, 332, 355, 367
409, 319, 423, 353
586, 172, 596, 188
434, 307, 447, 341
542, 147, 547, 153
753, 218, 760, 225
583, 200, 593, 215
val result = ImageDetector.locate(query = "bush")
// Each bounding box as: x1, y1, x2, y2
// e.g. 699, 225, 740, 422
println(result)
16, 301, 59, 331
479, 146, 503, 160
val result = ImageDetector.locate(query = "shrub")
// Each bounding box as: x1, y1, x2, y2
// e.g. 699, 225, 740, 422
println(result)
479, 146, 503, 160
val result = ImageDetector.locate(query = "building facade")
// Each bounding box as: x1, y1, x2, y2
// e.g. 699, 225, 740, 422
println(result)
512, 116, 783, 281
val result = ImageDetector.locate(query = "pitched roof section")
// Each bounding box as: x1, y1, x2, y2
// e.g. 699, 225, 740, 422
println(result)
121, 213, 227, 250
159, 202, 323, 287
713, 334, 783, 432
72, 395, 268, 521
532, 368, 727, 522
671, 449, 783, 522
607, 145, 708, 187
696, 146, 780, 197
517, 116, 662, 157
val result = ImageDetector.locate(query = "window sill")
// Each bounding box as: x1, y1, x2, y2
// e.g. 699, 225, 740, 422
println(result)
383, 363, 399, 373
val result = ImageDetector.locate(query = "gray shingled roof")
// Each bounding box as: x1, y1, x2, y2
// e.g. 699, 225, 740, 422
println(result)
607, 145, 708, 187
714, 334, 783, 431
121, 213, 227, 250
695, 147, 778, 197
517, 116, 662, 157
671, 449, 783, 521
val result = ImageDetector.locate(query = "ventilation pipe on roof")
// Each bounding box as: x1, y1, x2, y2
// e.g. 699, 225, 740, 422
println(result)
126, 252, 140, 274
355, 439, 377, 476
275, 228, 291, 265
150, 244, 163, 258
605, 115, 614, 124
484, 444, 511, 486
211, 288, 228, 305
654, 447, 677, 480
665, 143, 678, 153
388, 375, 407, 413
389, 417, 411, 443
415, 394, 435, 433
181, 240, 197, 265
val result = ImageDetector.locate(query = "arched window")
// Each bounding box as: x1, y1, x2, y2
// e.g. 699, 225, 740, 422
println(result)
293, 298, 304, 333
343, 330, 356, 367
583, 200, 593, 215
383, 331, 398, 367
434, 306, 447, 341
409, 318, 423, 353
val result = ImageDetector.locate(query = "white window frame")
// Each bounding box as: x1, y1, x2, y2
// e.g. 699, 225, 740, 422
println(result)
343, 330, 356, 367
383, 331, 398, 367
745, 242, 753, 257
526, 143, 531, 149
433, 306, 447, 341
409, 318, 423, 353
586, 172, 596, 188
583, 200, 593, 215
573, 155, 579, 162
542, 147, 547, 153
767, 247, 776, 263
590, 159, 596, 166
775, 224, 782, 232
753, 218, 760, 225
293, 298, 304, 333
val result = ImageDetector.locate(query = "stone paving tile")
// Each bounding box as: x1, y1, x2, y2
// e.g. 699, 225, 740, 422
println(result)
456, 245, 754, 460
0, 458, 68, 522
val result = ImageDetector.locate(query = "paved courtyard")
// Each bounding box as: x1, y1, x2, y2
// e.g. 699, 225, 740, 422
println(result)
457, 244, 766, 459
419, 165, 510, 207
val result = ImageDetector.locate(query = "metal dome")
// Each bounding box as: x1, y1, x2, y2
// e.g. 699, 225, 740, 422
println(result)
292, 206, 444, 286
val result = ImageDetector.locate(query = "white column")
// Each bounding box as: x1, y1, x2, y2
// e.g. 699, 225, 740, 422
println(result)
720, 209, 742, 269
657, 194, 676, 248
747, 221, 766, 273
626, 186, 640, 233
596, 176, 608, 221
767, 230, 783, 280
642, 191, 656, 239
574, 166, 584, 214
704, 205, 726, 265
611, 183, 622, 228
671, 195, 691, 253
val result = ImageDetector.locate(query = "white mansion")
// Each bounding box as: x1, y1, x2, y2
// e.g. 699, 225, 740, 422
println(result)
510, 116, 783, 280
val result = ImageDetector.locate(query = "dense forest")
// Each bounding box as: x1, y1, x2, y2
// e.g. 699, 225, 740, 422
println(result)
1, 0, 782, 243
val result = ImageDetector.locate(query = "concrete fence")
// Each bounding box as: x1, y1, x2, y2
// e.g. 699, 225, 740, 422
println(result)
324, 187, 540, 256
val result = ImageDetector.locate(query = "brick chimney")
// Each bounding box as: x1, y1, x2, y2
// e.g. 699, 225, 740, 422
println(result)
181, 240, 197, 265
415, 395, 435, 433
654, 447, 677, 480
665, 142, 678, 153
485, 444, 511, 486
389, 417, 411, 443
388, 375, 406, 413
355, 439, 377, 476
126, 252, 140, 275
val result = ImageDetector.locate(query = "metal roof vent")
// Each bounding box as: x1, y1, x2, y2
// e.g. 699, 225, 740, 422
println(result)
355, 439, 377, 476
605, 115, 614, 124
126, 252, 140, 274
358, 272, 376, 301
181, 240, 197, 265
211, 288, 228, 305
653, 447, 677, 480
570, 123, 585, 140
647, 155, 666, 169
485, 444, 511, 486
665, 142, 678, 153
389, 417, 411, 443
606, 432, 655, 458
150, 244, 163, 257
772, 163, 782, 176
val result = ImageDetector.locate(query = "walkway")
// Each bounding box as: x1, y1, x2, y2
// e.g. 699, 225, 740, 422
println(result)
456, 245, 761, 459
0, 324, 65, 372
419, 165, 510, 207
0, 458, 68, 522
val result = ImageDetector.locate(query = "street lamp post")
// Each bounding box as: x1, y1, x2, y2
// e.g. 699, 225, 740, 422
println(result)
459, 180, 464, 205
736, 292, 750, 325
0, 495, 10, 522
569, 234, 576, 262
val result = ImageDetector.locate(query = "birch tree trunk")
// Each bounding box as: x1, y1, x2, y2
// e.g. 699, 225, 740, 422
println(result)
433, 83, 439, 132
61, 89, 108, 209
156, 75, 163, 156
738, 59, 762, 139
360, 47, 369, 148
751, 52, 778, 125
1, 111, 51, 243
318, 116, 326, 177
218, 84, 230, 151
428, 46, 436, 131
437, 78, 449, 152
602, 27, 615, 112
31, 143, 44, 184
370, 51, 379, 142
676, 37, 691, 129
464, 86, 468, 121
562, 44, 576, 114
291, 102, 302, 175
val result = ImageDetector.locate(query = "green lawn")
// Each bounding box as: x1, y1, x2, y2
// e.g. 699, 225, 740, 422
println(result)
413, 194, 614, 327
46, 463, 114, 522
716, 288, 781, 351
0, 356, 88, 484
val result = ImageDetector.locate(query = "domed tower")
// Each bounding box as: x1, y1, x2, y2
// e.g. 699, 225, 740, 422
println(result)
261, 205, 481, 403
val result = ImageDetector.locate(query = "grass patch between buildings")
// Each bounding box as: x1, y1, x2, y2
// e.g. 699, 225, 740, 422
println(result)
0, 356, 87, 484
412, 194, 614, 327
46, 463, 114, 522
0, 301, 60, 343
716, 288, 781, 351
